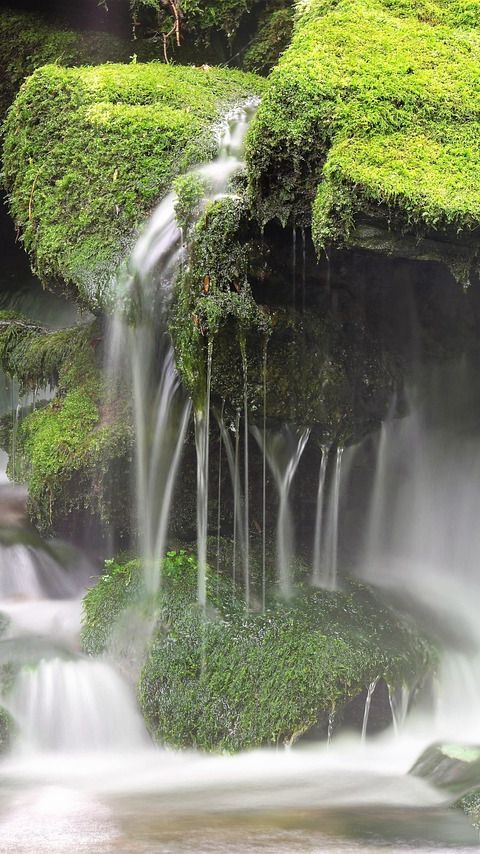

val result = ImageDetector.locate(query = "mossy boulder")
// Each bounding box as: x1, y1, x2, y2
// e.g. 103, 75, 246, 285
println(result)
0, 314, 132, 539
246, 0, 480, 279
2, 62, 264, 311
82, 551, 434, 751
0, 7, 153, 120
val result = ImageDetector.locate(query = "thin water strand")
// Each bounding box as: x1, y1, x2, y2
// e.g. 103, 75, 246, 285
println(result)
312, 444, 331, 586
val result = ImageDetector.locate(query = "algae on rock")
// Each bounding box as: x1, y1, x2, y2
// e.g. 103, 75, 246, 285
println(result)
2, 62, 264, 311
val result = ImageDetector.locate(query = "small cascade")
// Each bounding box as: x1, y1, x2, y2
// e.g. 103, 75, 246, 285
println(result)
388, 684, 411, 736
107, 99, 259, 601
6, 658, 148, 753
312, 444, 331, 586
322, 446, 344, 590
253, 426, 310, 598
361, 676, 379, 743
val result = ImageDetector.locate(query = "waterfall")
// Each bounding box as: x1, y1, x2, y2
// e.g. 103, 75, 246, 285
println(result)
351, 362, 480, 740
312, 444, 330, 587
361, 676, 379, 743
388, 684, 410, 737
253, 426, 310, 597
6, 658, 147, 753
107, 99, 259, 601
195, 339, 213, 610
322, 446, 344, 590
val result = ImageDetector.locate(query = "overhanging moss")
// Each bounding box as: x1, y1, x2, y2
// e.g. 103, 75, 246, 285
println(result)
246, 0, 480, 270
171, 193, 398, 441
2, 62, 264, 311
0, 315, 132, 537
81, 551, 434, 751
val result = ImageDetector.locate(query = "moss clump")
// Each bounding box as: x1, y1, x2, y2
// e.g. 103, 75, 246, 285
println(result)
247, 0, 480, 268
0, 7, 151, 120
171, 194, 271, 410
0, 315, 132, 537
82, 552, 434, 752
2, 62, 264, 311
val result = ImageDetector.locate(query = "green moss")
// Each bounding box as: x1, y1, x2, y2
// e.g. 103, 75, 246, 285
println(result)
2, 62, 264, 310
0, 7, 150, 120
0, 315, 132, 535
171, 194, 271, 410
247, 0, 480, 263
82, 551, 434, 751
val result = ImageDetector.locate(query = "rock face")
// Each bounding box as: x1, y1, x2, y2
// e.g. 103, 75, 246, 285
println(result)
82, 552, 434, 752
246, 0, 480, 280
2, 62, 264, 311
411, 743, 480, 798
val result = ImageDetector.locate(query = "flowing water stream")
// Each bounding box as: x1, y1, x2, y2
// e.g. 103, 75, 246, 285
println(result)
1, 108, 480, 852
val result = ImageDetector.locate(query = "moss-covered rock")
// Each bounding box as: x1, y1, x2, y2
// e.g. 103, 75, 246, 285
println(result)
246, 0, 480, 277
2, 62, 264, 310
0, 314, 132, 538
0, 7, 153, 120
172, 193, 398, 441
82, 551, 434, 752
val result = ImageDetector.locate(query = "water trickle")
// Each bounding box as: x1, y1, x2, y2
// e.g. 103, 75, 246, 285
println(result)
253, 426, 310, 598
327, 709, 335, 747
312, 444, 331, 587
361, 676, 380, 743
323, 446, 344, 590
233, 409, 241, 589
195, 338, 213, 610
388, 684, 411, 737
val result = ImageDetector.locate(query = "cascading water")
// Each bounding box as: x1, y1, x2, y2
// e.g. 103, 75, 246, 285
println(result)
253, 426, 310, 597
108, 100, 259, 603
4, 102, 480, 853
312, 443, 330, 586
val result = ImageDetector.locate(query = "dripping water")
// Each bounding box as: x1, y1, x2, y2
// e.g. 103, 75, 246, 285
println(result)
323, 446, 344, 590
253, 426, 310, 598
361, 677, 380, 743
312, 443, 330, 586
